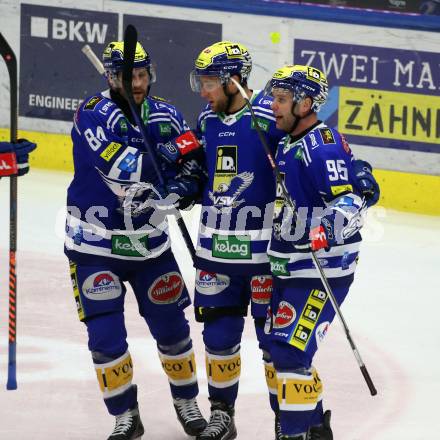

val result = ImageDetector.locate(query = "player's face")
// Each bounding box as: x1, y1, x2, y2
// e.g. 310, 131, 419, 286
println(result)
199, 76, 229, 112
114, 68, 150, 104
271, 89, 296, 132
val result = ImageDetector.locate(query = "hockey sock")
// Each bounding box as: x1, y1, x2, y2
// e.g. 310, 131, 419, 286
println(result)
158, 339, 198, 399
276, 366, 322, 435
264, 358, 279, 413
205, 345, 241, 406
94, 350, 136, 416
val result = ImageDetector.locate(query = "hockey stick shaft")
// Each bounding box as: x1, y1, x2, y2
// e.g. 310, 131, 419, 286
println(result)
122, 25, 196, 261
230, 78, 377, 396
82, 44, 105, 75
0, 32, 18, 390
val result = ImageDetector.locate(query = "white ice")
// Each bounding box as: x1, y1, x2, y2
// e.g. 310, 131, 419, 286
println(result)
0, 169, 439, 439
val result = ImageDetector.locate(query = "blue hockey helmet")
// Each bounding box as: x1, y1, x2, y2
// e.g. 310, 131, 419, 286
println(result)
264, 65, 328, 112
190, 41, 252, 92
102, 41, 156, 83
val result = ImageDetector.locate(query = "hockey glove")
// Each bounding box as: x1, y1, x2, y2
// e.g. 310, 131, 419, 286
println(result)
310, 194, 365, 252
164, 176, 200, 210
157, 130, 201, 165
0, 139, 37, 176
353, 159, 380, 207
310, 218, 335, 252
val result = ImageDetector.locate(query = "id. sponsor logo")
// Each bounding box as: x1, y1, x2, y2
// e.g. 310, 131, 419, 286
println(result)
195, 270, 229, 295
82, 271, 122, 300
148, 272, 183, 304
212, 234, 251, 259
251, 275, 272, 304
273, 301, 296, 329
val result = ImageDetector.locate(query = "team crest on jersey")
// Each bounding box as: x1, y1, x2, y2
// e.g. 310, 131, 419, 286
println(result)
211, 145, 250, 211
84, 96, 103, 111
319, 128, 335, 144
209, 171, 254, 212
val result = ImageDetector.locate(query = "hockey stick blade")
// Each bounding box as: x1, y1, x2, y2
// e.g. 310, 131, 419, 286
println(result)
0, 32, 18, 391
229, 77, 377, 397
121, 25, 196, 261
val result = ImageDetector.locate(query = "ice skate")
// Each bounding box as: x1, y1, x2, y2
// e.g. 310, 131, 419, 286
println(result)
309, 410, 333, 440
107, 404, 144, 440
174, 397, 207, 436
196, 400, 237, 440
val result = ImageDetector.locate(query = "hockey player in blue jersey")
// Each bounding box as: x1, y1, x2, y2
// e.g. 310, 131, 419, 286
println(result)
264, 65, 378, 439
65, 40, 207, 439
189, 41, 286, 440
187, 43, 379, 440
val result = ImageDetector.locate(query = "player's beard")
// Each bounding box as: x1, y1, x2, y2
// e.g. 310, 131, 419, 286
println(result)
211, 94, 229, 113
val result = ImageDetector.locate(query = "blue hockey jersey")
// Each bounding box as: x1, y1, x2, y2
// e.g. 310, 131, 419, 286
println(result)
268, 122, 366, 279
65, 90, 190, 263
195, 90, 285, 275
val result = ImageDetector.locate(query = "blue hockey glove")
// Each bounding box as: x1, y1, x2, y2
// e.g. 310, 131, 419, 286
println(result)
164, 176, 200, 210
310, 217, 336, 252
305, 194, 365, 252
0, 139, 37, 176
157, 130, 201, 165
353, 159, 380, 207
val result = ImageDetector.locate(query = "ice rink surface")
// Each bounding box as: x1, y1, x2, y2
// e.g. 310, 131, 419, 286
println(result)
0, 169, 439, 439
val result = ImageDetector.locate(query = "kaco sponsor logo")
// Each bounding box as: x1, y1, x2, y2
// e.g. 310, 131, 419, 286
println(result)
148, 272, 184, 304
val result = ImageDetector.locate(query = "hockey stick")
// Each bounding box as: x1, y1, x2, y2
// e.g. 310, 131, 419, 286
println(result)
0, 32, 18, 390
81, 44, 105, 75
230, 77, 377, 396
122, 25, 196, 261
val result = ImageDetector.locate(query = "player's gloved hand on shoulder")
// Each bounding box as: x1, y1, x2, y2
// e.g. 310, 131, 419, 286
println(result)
353, 159, 380, 207
157, 130, 202, 165
0, 139, 37, 176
